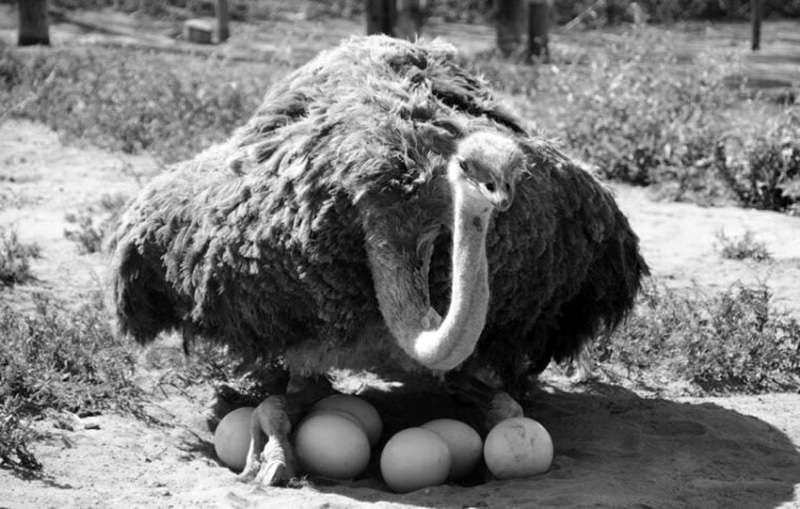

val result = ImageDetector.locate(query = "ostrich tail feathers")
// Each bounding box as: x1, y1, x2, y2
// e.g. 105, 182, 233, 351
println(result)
112, 239, 178, 344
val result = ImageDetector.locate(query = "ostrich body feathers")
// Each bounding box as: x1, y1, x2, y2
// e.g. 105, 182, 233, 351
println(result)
109, 35, 648, 388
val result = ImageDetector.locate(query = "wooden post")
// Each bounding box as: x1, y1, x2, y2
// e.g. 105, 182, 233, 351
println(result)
17, 0, 50, 46
751, 0, 762, 51
366, 0, 423, 40
216, 0, 229, 43
496, 0, 526, 56
395, 0, 425, 40
366, 0, 396, 36
527, 0, 549, 61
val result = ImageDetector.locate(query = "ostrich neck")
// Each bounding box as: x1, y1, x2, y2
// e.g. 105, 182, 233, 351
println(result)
365, 184, 492, 372
410, 190, 491, 370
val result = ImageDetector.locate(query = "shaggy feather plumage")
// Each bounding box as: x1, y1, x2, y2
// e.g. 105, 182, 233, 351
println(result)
109, 35, 648, 391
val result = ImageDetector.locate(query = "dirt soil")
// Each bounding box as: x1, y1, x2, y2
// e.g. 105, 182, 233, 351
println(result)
2, 9, 800, 509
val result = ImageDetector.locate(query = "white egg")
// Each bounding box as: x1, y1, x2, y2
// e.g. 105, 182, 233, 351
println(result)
312, 394, 383, 446
214, 406, 254, 472
421, 418, 483, 481
295, 412, 371, 479
380, 427, 452, 493
484, 417, 553, 479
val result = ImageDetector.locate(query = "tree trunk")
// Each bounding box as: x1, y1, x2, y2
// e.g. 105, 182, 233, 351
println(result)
527, 0, 549, 61
496, 0, 525, 56
18, 0, 50, 47
215, 0, 229, 43
366, 0, 424, 40
395, 0, 425, 40
751, 0, 762, 51
366, 0, 396, 36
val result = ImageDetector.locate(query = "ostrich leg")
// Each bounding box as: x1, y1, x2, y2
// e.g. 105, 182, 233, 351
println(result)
445, 370, 524, 431
239, 376, 335, 485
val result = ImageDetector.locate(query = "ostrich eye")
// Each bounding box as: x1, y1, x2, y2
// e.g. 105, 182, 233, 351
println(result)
484, 182, 496, 193
459, 159, 471, 174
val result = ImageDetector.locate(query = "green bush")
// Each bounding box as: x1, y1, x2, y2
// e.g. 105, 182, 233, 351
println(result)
1, 48, 265, 163
474, 27, 800, 213
475, 28, 733, 182
0, 227, 41, 287
715, 229, 772, 262
64, 192, 129, 254
715, 133, 800, 213
594, 281, 800, 394
0, 294, 142, 472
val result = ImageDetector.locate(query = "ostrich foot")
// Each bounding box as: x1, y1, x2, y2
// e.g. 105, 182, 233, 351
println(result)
445, 370, 523, 431
238, 376, 334, 486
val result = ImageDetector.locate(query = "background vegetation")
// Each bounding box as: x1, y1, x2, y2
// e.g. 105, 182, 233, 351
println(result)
20, 0, 800, 24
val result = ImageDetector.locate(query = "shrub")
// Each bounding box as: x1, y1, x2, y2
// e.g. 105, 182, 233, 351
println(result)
715, 229, 772, 262
715, 114, 800, 214
477, 28, 735, 185
0, 293, 142, 473
1, 48, 266, 163
64, 192, 129, 254
593, 281, 800, 394
475, 26, 800, 214
0, 397, 41, 473
0, 227, 41, 287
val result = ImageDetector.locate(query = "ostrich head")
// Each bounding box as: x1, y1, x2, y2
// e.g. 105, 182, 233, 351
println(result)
448, 131, 525, 215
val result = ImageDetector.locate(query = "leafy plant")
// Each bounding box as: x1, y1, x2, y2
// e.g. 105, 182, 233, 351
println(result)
715, 136, 800, 214
715, 229, 772, 262
64, 192, 129, 254
593, 281, 800, 394
0, 227, 41, 287
0, 293, 142, 473
0, 397, 42, 473
1, 48, 268, 163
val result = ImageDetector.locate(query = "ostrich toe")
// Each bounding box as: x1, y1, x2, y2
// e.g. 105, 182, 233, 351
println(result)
445, 370, 524, 431
238, 377, 335, 486
238, 396, 294, 485
485, 391, 524, 429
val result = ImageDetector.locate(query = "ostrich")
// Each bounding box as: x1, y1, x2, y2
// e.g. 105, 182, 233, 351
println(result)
109, 35, 648, 485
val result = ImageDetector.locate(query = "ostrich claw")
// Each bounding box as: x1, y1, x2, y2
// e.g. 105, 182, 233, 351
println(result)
238, 377, 335, 486
238, 396, 295, 486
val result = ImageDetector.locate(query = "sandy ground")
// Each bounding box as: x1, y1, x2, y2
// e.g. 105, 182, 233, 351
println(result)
1, 117, 800, 509
2, 9, 800, 509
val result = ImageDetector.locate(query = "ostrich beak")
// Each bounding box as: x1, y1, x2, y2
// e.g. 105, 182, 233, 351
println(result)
485, 185, 514, 212
493, 194, 512, 212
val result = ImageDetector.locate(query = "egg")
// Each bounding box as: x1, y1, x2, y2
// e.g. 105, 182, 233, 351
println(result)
305, 408, 364, 429
214, 406, 254, 472
380, 427, 452, 493
484, 417, 553, 479
312, 394, 383, 446
295, 412, 371, 479
421, 418, 483, 481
